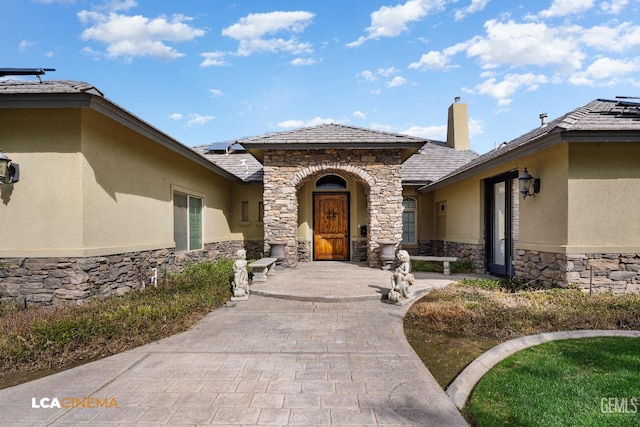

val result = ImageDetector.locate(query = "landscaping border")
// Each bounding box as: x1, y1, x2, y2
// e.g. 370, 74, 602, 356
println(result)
446, 329, 640, 409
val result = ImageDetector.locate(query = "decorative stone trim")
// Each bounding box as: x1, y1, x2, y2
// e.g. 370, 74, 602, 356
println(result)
0, 240, 263, 306
515, 250, 640, 294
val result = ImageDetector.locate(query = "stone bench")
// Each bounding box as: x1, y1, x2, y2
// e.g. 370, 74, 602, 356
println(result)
411, 256, 458, 276
249, 257, 278, 282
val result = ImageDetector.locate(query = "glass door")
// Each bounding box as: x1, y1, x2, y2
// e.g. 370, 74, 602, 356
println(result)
485, 172, 517, 277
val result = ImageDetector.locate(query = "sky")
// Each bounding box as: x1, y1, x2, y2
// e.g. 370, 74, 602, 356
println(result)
3, 0, 640, 154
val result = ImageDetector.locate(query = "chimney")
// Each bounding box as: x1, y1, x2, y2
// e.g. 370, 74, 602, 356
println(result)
447, 98, 470, 150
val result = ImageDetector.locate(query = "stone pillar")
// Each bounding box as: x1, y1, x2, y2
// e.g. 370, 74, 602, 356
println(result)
263, 160, 299, 267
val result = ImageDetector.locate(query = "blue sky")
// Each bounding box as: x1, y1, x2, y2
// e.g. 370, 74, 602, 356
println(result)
3, 0, 640, 153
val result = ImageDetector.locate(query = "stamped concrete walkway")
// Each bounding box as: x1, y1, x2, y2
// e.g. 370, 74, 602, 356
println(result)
0, 262, 469, 426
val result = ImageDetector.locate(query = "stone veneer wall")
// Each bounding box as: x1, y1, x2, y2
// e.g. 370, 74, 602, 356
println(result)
297, 240, 312, 262
351, 240, 368, 263
418, 240, 485, 273
0, 240, 263, 306
262, 149, 404, 268
515, 250, 640, 294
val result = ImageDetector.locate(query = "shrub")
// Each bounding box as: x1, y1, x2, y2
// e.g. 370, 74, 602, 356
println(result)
0, 260, 233, 380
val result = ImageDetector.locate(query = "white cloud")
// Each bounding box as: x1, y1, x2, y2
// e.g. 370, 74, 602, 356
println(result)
370, 123, 393, 132
468, 118, 484, 137
353, 110, 367, 120
290, 57, 316, 66
408, 50, 453, 70
465, 73, 548, 105
78, 9, 205, 61
18, 40, 36, 53
387, 76, 408, 87
277, 117, 338, 128
539, 0, 595, 18
359, 68, 407, 88
465, 20, 585, 72
378, 67, 398, 77
402, 124, 447, 139
409, 19, 587, 75
580, 22, 640, 53
568, 57, 640, 85
210, 89, 224, 98
169, 113, 183, 120
601, 0, 629, 14
222, 11, 314, 56
187, 113, 214, 126
454, 0, 490, 21
200, 51, 228, 67
358, 70, 377, 81
347, 0, 445, 47
403, 117, 482, 140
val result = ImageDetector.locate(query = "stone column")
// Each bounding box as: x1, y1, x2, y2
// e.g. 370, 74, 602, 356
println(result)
365, 156, 404, 267
263, 159, 299, 267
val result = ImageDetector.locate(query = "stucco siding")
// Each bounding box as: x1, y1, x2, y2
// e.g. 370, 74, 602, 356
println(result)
229, 182, 264, 241
80, 109, 234, 256
515, 143, 569, 252
0, 108, 84, 256
567, 141, 640, 252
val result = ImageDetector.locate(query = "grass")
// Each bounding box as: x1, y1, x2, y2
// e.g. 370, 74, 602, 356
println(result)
404, 278, 640, 425
0, 260, 233, 388
465, 337, 640, 427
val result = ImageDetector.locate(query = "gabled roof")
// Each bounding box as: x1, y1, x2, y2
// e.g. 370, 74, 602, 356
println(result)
402, 141, 478, 185
237, 123, 427, 162
420, 98, 640, 192
193, 145, 263, 183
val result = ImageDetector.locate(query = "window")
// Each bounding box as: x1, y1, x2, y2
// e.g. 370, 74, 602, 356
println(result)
174, 193, 203, 251
402, 197, 417, 245
258, 201, 264, 223
241, 201, 249, 222
316, 174, 347, 189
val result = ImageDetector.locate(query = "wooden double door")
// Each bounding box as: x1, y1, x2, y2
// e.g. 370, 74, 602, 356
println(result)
314, 193, 349, 260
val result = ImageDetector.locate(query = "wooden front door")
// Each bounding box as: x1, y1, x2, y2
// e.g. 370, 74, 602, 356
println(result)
314, 193, 349, 260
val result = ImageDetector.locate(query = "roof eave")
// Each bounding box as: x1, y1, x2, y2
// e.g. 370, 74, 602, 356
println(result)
418, 132, 564, 193
0, 92, 243, 184
241, 142, 425, 163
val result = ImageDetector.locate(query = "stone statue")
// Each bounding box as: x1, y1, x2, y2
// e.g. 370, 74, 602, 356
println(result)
231, 249, 249, 301
387, 250, 415, 305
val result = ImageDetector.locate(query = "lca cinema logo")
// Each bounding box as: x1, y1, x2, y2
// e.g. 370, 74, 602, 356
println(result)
31, 396, 119, 409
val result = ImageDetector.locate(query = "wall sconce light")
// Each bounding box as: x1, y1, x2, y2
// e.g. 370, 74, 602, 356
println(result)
518, 167, 540, 198
0, 150, 20, 184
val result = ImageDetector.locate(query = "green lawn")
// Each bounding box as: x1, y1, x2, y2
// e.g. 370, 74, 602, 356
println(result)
465, 337, 640, 427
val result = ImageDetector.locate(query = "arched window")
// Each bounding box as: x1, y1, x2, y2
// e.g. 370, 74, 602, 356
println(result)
316, 174, 347, 189
402, 197, 417, 244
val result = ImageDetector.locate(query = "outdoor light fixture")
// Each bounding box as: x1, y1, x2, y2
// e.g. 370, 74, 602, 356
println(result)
0, 150, 19, 184
518, 167, 540, 198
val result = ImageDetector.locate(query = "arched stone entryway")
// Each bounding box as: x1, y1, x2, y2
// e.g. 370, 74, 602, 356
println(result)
262, 149, 404, 268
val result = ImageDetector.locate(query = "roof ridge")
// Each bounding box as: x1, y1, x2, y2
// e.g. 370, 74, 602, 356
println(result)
236, 122, 428, 144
